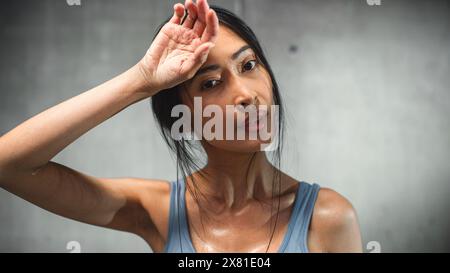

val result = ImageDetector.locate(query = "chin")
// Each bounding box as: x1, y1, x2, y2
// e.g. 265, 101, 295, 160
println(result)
206, 138, 274, 153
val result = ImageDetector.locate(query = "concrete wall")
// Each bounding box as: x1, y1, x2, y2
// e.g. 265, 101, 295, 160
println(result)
0, 0, 449, 252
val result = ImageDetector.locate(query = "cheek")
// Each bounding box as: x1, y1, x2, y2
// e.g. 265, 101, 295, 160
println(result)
185, 95, 228, 132
201, 94, 226, 106
245, 76, 273, 105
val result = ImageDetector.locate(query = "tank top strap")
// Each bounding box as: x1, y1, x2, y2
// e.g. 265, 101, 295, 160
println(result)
282, 181, 321, 253
163, 178, 195, 253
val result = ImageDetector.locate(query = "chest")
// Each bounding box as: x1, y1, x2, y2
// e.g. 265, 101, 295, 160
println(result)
185, 197, 296, 253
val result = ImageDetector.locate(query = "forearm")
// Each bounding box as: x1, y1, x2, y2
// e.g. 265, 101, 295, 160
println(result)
0, 64, 154, 178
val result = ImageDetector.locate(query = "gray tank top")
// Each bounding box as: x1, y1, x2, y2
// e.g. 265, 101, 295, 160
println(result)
163, 177, 320, 253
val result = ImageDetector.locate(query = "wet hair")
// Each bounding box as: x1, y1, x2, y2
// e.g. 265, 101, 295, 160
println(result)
150, 5, 285, 253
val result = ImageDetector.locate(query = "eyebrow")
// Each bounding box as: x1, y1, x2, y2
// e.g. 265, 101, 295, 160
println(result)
192, 45, 252, 79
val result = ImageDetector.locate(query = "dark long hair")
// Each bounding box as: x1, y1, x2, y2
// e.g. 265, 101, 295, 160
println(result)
150, 5, 285, 253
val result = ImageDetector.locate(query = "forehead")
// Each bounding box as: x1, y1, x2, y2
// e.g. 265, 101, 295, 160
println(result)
208, 25, 249, 59
216, 25, 246, 44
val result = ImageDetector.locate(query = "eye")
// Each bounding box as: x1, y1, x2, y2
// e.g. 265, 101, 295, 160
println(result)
201, 79, 221, 90
242, 60, 257, 72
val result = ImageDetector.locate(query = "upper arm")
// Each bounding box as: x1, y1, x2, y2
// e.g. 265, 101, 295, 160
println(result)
309, 187, 363, 253
0, 161, 170, 238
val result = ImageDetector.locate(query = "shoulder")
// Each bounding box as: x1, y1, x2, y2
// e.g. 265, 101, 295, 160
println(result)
105, 177, 171, 203
119, 177, 173, 250
122, 177, 172, 212
309, 187, 363, 252
314, 187, 357, 227
129, 177, 172, 196
105, 177, 172, 222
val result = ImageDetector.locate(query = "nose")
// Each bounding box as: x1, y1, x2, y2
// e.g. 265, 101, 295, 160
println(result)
230, 77, 257, 107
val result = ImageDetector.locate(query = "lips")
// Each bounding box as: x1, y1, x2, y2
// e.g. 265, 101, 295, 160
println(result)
237, 109, 268, 130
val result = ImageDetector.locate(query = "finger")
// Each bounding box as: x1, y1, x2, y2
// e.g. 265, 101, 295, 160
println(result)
182, 0, 198, 29
196, 0, 208, 22
192, 0, 208, 36
183, 42, 215, 78
169, 3, 185, 24
201, 9, 219, 44
193, 20, 206, 38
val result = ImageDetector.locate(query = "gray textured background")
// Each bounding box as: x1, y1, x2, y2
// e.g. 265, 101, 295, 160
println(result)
0, 0, 449, 252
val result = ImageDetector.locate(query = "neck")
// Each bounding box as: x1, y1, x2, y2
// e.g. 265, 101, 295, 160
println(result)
188, 144, 280, 213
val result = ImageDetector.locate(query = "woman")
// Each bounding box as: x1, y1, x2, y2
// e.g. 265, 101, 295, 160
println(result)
0, 0, 362, 253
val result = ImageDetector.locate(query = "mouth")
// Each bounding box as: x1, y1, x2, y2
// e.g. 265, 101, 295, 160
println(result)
239, 109, 269, 131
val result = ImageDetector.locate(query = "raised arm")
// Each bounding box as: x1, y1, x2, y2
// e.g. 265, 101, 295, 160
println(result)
0, 0, 218, 237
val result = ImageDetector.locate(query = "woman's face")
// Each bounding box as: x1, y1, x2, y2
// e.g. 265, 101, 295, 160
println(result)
180, 25, 275, 153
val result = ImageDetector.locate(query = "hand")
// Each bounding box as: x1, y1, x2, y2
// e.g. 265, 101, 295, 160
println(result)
138, 0, 219, 94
